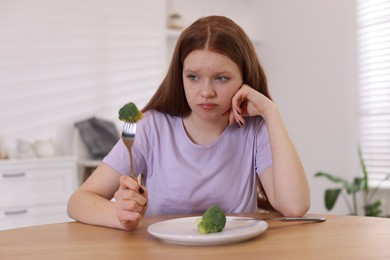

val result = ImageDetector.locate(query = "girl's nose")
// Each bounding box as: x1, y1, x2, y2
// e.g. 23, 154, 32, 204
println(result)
200, 81, 216, 98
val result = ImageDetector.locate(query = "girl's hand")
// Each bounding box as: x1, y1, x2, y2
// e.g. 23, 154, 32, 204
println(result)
114, 175, 148, 231
228, 84, 275, 126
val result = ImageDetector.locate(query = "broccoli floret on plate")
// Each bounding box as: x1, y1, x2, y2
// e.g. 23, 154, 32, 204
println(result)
197, 205, 226, 234
118, 102, 143, 123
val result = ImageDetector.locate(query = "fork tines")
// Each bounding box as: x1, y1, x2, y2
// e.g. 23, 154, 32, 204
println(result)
122, 122, 136, 138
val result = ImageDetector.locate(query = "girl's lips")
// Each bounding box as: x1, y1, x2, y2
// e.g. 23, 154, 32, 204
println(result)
199, 103, 217, 110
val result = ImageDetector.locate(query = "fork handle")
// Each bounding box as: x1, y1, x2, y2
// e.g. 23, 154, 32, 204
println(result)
271, 217, 326, 222
122, 137, 135, 177
233, 217, 326, 222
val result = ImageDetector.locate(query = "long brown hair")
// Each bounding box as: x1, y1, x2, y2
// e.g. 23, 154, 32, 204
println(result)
142, 16, 271, 116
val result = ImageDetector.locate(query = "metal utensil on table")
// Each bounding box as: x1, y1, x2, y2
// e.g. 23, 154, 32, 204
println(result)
122, 122, 144, 186
234, 217, 326, 223
269, 217, 326, 222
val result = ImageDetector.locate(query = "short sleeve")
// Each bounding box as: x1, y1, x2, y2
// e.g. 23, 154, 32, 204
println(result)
102, 139, 131, 176
255, 120, 273, 175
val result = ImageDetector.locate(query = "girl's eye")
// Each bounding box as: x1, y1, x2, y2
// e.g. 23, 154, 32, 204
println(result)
216, 76, 229, 82
186, 74, 199, 81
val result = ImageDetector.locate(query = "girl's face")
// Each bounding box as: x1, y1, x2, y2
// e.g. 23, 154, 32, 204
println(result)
182, 50, 243, 123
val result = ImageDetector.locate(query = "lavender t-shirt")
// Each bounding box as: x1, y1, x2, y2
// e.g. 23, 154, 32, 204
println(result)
103, 110, 272, 216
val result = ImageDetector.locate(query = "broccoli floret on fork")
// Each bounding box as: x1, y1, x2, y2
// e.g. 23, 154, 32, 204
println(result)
118, 102, 143, 123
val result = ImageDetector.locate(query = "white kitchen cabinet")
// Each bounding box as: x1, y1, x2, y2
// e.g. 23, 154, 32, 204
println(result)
0, 157, 78, 230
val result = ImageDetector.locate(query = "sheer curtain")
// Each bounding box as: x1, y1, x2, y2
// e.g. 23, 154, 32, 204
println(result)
357, 0, 390, 187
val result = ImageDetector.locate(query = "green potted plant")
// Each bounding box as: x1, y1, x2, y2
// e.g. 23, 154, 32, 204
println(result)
315, 146, 389, 217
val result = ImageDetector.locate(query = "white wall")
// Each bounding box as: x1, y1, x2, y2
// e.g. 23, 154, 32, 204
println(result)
0, 0, 166, 156
256, 0, 358, 214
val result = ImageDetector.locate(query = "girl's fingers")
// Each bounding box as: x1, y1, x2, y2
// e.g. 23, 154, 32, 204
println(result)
120, 175, 142, 192
227, 108, 245, 127
234, 109, 245, 127
118, 198, 145, 212
117, 175, 148, 206
115, 176, 148, 231
228, 110, 236, 125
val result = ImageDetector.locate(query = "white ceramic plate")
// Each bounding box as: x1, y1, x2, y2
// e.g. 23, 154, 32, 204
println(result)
147, 216, 268, 246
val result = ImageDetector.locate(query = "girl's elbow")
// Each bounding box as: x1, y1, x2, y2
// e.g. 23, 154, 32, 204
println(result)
279, 198, 311, 217
66, 191, 82, 220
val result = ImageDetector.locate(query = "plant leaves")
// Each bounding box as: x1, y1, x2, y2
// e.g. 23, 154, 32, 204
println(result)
315, 172, 348, 183
324, 189, 342, 210
364, 200, 383, 217
358, 145, 369, 192
345, 177, 364, 194
315, 146, 386, 217
315, 172, 360, 194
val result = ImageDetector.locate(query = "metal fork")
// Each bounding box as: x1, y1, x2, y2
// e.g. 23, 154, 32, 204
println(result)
122, 122, 144, 185
233, 217, 326, 222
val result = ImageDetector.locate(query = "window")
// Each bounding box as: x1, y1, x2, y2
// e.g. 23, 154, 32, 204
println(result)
357, 0, 390, 187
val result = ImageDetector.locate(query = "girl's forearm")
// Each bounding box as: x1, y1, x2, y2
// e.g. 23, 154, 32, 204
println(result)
262, 105, 311, 216
67, 190, 123, 230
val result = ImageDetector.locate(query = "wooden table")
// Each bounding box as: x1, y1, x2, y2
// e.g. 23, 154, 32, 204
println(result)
1, 213, 390, 259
